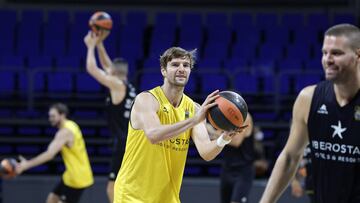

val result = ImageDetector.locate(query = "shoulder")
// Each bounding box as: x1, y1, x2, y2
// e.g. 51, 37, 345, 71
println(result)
56, 127, 73, 139
134, 91, 160, 110
297, 85, 317, 102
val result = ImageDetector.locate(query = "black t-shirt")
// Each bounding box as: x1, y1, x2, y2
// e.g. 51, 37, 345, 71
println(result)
222, 131, 255, 170
307, 80, 360, 203
105, 82, 137, 139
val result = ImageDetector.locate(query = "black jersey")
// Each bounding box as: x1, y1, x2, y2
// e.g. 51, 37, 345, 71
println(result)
222, 132, 255, 169
307, 80, 360, 203
105, 82, 137, 139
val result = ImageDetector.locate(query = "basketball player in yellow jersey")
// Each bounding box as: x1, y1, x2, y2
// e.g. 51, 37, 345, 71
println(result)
16, 103, 94, 203
114, 47, 244, 203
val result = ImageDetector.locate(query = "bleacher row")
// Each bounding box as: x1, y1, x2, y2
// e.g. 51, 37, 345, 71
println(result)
0, 8, 357, 176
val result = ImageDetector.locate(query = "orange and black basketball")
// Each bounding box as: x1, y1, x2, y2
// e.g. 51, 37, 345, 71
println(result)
207, 91, 248, 131
89, 11, 113, 33
0, 158, 17, 179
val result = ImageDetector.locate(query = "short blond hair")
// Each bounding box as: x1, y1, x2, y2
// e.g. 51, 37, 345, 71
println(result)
160, 47, 196, 69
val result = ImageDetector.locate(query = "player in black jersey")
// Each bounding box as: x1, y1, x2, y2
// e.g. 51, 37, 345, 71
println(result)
207, 114, 254, 203
260, 23, 360, 203
84, 30, 137, 203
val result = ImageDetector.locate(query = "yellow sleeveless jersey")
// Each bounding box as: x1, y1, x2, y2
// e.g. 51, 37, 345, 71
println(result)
114, 86, 195, 203
61, 120, 94, 188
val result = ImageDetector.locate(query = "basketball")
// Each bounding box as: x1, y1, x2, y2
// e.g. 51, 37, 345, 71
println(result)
0, 158, 17, 179
207, 91, 248, 131
89, 11, 113, 33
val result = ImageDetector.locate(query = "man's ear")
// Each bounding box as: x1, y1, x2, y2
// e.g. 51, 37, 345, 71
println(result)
161, 67, 166, 77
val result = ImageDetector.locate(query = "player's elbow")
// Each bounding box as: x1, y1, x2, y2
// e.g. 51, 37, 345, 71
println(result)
200, 153, 215, 162
144, 130, 160, 144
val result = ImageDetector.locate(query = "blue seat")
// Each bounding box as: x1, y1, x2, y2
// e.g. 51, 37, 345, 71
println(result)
286, 43, 311, 61
180, 12, 202, 27
263, 26, 290, 45
97, 146, 112, 155
55, 55, 82, 69
206, 12, 228, 27
91, 164, 109, 174
279, 74, 294, 94
16, 109, 41, 118
27, 56, 53, 69
203, 42, 228, 60
126, 11, 147, 31
18, 127, 42, 136
207, 25, 231, 45
119, 29, 143, 60
231, 42, 257, 61
256, 13, 278, 29
199, 73, 228, 94
0, 9, 17, 55
223, 58, 248, 72
251, 59, 275, 75
0, 127, 13, 135
149, 40, 174, 58
75, 73, 102, 93
43, 11, 68, 57
99, 128, 110, 137
281, 13, 305, 29
139, 72, 163, 91
196, 58, 222, 70
332, 13, 355, 25
234, 73, 257, 94
304, 58, 323, 70
292, 26, 318, 45
47, 72, 73, 92
17, 10, 43, 56
0, 71, 15, 93
278, 58, 303, 71
79, 127, 96, 136
143, 58, 159, 69
68, 11, 91, 56
16, 145, 41, 154
184, 74, 197, 94
44, 127, 57, 136
234, 25, 260, 46
295, 73, 322, 92
258, 43, 284, 61
0, 145, 13, 153
73, 111, 98, 119
0, 109, 12, 118
231, 12, 254, 28
155, 12, 177, 28
261, 75, 275, 93
307, 13, 329, 33
18, 72, 46, 92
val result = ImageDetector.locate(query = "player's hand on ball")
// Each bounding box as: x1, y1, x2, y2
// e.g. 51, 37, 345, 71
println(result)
194, 90, 219, 124
97, 29, 110, 43
222, 125, 249, 141
84, 31, 99, 48
15, 155, 28, 175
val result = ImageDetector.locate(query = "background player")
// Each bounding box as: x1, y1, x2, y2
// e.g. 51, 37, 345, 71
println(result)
207, 114, 255, 203
260, 23, 360, 203
84, 30, 137, 203
16, 103, 94, 203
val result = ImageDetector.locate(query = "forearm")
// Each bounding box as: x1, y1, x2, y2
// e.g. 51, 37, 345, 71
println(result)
23, 151, 54, 171
86, 48, 98, 73
96, 43, 112, 70
198, 140, 223, 161
146, 117, 198, 144
260, 151, 301, 203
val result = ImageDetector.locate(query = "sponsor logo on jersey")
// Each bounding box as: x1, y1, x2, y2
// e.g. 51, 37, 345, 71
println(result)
317, 104, 328, 114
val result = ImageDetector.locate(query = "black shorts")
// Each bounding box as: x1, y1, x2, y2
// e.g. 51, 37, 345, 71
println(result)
220, 165, 254, 203
53, 180, 86, 203
108, 136, 127, 181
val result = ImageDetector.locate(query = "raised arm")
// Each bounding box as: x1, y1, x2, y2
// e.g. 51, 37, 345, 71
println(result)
84, 32, 123, 89
16, 128, 72, 174
96, 30, 113, 71
260, 85, 315, 203
131, 90, 219, 144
